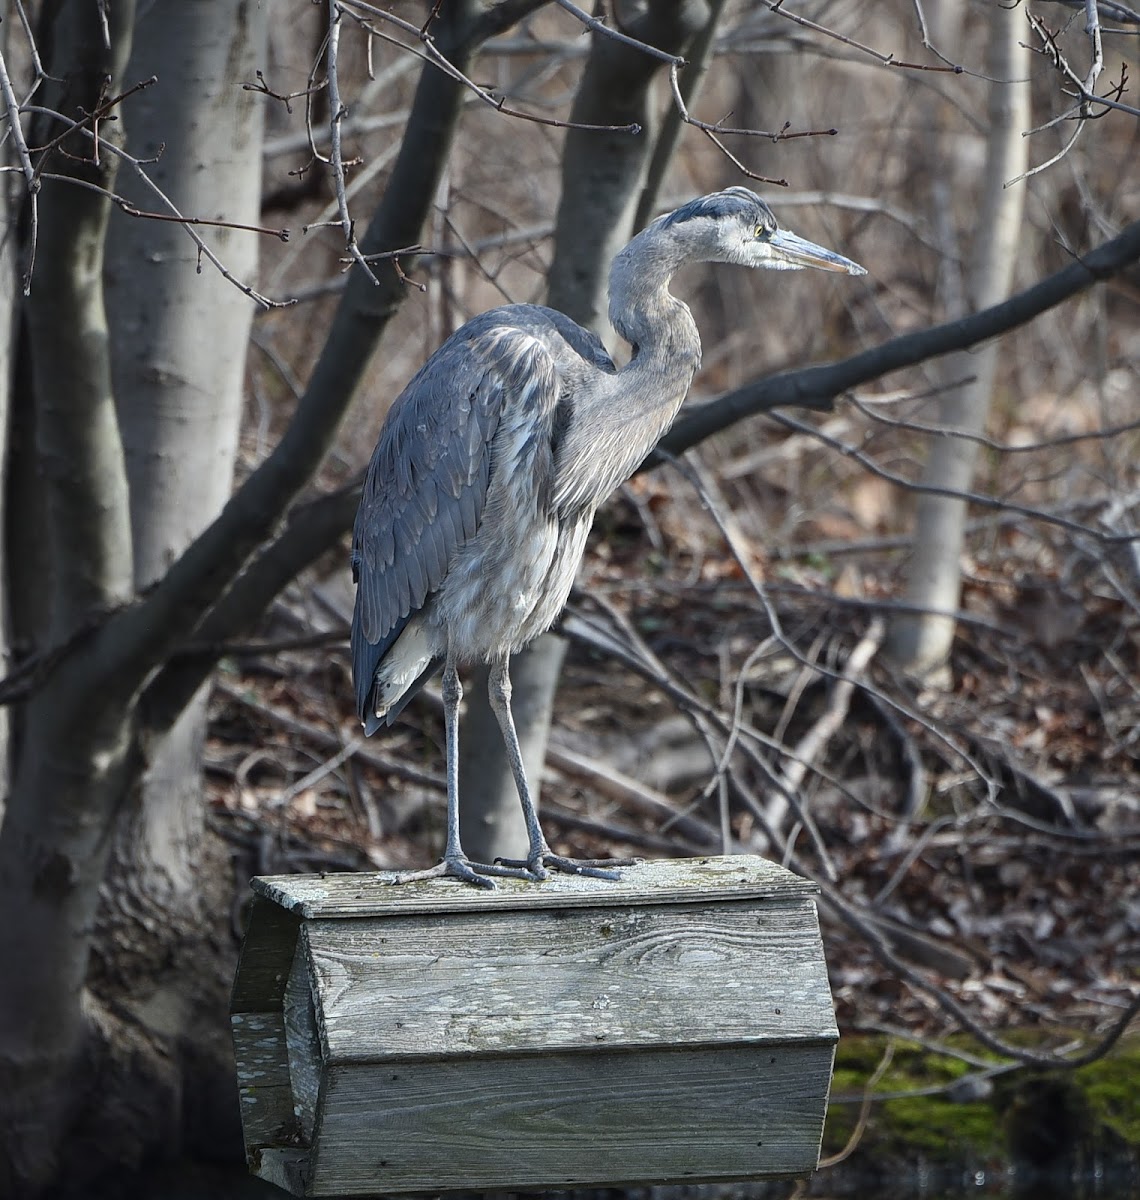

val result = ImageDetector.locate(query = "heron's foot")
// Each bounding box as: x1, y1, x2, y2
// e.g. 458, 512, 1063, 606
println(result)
388, 854, 534, 890
496, 851, 640, 882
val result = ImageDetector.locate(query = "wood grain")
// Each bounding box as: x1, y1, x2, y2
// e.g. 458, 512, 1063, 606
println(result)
252, 855, 816, 919
230, 1011, 300, 1152
309, 1042, 836, 1194
306, 898, 835, 1062
231, 894, 300, 1011
231, 897, 305, 1156
284, 931, 324, 1143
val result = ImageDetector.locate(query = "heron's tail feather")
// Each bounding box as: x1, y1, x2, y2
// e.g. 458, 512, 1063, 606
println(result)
353, 613, 438, 735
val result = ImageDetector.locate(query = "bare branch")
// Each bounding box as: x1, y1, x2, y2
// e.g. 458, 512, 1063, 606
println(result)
819, 876, 1140, 1069
0, 44, 38, 192
770, 408, 1138, 545
0, 42, 41, 290
339, 0, 642, 135
658, 217, 1140, 459
549, 0, 685, 65
326, 1, 384, 285
23, 101, 291, 308
767, 1, 963, 73
123, 0, 487, 722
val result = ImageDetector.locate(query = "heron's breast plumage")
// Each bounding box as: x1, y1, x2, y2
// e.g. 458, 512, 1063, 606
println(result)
425, 349, 591, 663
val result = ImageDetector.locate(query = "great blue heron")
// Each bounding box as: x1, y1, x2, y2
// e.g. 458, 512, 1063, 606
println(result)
352, 187, 865, 888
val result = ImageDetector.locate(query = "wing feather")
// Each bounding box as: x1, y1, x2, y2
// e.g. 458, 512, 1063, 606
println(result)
351, 321, 560, 659
350, 309, 609, 728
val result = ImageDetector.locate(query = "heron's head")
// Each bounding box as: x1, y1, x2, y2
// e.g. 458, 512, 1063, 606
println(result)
660, 187, 866, 276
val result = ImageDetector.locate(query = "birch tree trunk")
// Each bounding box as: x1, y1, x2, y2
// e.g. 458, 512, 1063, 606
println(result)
95, 8, 266, 1146
886, 7, 1030, 678
460, 0, 711, 860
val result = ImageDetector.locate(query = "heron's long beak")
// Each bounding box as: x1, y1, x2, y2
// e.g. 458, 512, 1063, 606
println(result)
769, 229, 867, 276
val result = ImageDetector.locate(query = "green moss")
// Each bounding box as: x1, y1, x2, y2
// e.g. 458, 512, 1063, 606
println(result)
881, 1095, 1002, 1156
1075, 1039, 1140, 1146
822, 1033, 1140, 1169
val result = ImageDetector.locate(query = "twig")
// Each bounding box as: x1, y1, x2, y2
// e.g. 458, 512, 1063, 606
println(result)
272, 736, 365, 809
561, 606, 873, 850
667, 448, 998, 797
0, 41, 40, 290
848, 393, 1140, 453
773, 618, 885, 839
819, 874, 1140, 1068
1014, 5, 1136, 182
666, 63, 837, 141
767, 1, 962, 73
0, 44, 37, 192
10, 0, 51, 86
111, 191, 289, 240
213, 676, 445, 791
817, 1039, 896, 1168
242, 69, 326, 116
540, 802, 702, 856
550, 0, 684, 65
24, 100, 291, 308
340, 2, 642, 136
769, 409, 1140, 545
29, 76, 159, 189
546, 742, 723, 848
326, 1, 383, 285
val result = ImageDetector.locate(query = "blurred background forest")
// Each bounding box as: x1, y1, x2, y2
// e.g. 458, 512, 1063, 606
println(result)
0, 0, 1138, 1195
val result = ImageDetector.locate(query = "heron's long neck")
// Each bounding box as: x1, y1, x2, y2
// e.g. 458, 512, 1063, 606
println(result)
547, 230, 704, 515
608, 229, 701, 372
603, 227, 702, 463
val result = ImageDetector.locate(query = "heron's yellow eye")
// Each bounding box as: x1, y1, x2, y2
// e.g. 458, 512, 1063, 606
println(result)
754, 224, 768, 239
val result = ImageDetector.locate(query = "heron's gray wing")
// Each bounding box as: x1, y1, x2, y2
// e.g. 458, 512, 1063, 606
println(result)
351, 322, 561, 651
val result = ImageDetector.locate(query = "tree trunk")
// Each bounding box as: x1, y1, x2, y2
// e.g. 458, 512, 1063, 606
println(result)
459, 0, 712, 857
885, 6, 1030, 678
0, 3, 137, 1190
95, 9, 266, 1161
0, 6, 14, 814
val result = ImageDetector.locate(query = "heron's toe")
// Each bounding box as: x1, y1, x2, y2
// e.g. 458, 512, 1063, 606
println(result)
540, 853, 636, 881
386, 855, 502, 889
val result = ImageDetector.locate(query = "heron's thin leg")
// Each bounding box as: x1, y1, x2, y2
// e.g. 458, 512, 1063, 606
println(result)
439, 655, 470, 863
487, 659, 633, 881
389, 652, 530, 888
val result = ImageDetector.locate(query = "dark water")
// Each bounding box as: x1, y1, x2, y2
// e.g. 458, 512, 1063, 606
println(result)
797, 1159, 1140, 1199
95, 1160, 1140, 1200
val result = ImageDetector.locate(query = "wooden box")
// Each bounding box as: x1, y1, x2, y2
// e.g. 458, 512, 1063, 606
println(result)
231, 855, 837, 1196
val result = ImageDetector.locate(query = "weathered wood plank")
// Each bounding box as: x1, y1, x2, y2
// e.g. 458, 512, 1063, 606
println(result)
284, 928, 324, 1143
305, 898, 835, 1062
252, 1147, 310, 1194
309, 1042, 836, 1194
252, 855, 816, 919
231, 1011, 301, 1152
231, 895, 301, 1011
